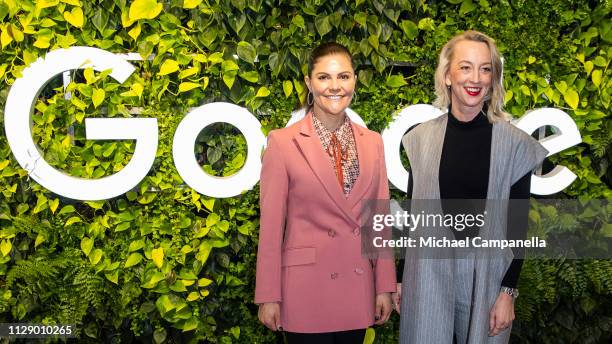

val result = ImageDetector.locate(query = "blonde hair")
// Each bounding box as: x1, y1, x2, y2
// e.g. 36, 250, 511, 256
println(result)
433, 30, 510, 122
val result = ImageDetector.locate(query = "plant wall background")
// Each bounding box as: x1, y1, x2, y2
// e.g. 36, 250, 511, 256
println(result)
0, 0, 610, 343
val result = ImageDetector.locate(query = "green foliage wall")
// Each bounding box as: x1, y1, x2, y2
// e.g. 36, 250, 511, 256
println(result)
0, 0, 610, 342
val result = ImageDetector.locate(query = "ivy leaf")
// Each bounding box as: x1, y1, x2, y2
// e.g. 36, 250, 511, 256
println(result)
92, 88, 105, 108
34, 233, 46, 247
81, 237, 94, 256
354, 12, 367, 27
291, 14, 305, 30
364, 328, 375, 344
89, 248, 103, 265
564, 89, 579, 109
591, 70, 602, 87
63, 7, 84, 28
105, 270, 119, 284
125, 253, 143, 268
186, 292, 199, 301
256, 86, 270, 97
128, 23, 141, 41
268, 52, 281, 76
183, 0, 202, 9
400, 20, 418, 40
178, 82, 201, 93
151, 247, 164, 269
368, 34, 379, 50
58, 205, 75, 215
386, 75, 406, 88
239, 71, 259, 83
283, 80, 293, 98
0, 240, 12, 256
237, 41, 256, 64
315, 16, 331, 37
158, 59, 180, 76
584, 61, 593, 76
206, 213, 220, 227
153, 328, 167, 344
129, 0, 163, 20
48, 198, 59, 214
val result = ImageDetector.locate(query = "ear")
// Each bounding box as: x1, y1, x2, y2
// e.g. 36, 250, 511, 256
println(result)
304, 76, 311, 92
445, 73, 451, 87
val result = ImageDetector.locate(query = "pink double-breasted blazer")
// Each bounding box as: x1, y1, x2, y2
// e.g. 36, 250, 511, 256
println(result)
255, 112, 396, 333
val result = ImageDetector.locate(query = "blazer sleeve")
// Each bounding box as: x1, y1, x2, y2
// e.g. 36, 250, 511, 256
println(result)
254, 131, 289, 304
372, 134, 397, 294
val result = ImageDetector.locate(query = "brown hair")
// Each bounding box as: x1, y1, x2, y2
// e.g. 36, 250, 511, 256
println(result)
433, 30, 510, 122
307, 42, 354, 77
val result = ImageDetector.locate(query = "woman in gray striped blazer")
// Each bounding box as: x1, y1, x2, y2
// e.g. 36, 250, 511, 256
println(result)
395, 31, 548, 344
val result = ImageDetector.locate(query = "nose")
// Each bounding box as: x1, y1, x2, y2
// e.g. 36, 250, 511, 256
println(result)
470, 69, 481, 83
330, 78, 340, 92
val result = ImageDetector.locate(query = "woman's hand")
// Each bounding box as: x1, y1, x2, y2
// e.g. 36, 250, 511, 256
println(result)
258, 302, 282, 331
392, 283, 402, 314
374, 292, 393, 325
489, 292, 515, 336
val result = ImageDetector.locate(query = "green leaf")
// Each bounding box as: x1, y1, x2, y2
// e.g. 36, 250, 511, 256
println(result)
400, 20, 418, 40
368, 34, 379, 50
291, 14, 305, 30
129, 0, 163, 20
0, 240, 12, 256
283, 80, 293, 98
364, 327, 375, 344
89, 248, 103, 265
125, 253, 143, 267
81, 237, 94, 256
178, 82, 201, 93
202, 198, 215, 211
315, 16, 331, 37
591, 70, 602, 87
237, 41, 257, 64
105, 270, 119, 284
34, 233, 46, 247
592, 56, 606, 67
584, 61, 593, 75
183, 0, 202, 9
64, 216, 82, 227
58, 205, 75, 215
153, 328, 167, 344
564, 88, 579, 109
206, 213, 220, 227
63, 7, 84, 28
92, 88, 105, 108
256, 86, 270, 97
386, 75, 406, 88
151, 247, 164, 268
158, 59, 180, 76
48, 198, 59, 214
129, 239, 145, 252
239, 71, 259, 83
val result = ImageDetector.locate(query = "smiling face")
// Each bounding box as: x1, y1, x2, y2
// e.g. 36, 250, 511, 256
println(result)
445, 40, 492, 117
305, 53, 356, 118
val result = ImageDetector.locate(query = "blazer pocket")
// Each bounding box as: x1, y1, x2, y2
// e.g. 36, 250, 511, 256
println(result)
281, 247, 316, 267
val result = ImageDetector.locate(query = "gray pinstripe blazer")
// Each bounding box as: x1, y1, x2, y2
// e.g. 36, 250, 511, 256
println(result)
399, 114, 548, 344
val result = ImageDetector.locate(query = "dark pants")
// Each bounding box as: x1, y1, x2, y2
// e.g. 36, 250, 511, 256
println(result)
285, 329, 366, 344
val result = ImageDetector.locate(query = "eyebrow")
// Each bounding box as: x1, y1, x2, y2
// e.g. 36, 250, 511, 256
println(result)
315, 71, 353, 76
457, 60, 492, 65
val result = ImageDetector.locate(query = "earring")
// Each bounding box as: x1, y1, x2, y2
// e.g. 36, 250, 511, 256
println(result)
351, 90, 357, 103
307, 91, 314, 106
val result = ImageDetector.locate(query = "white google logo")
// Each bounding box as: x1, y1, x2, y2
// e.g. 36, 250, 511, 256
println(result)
4, 47, 581, 201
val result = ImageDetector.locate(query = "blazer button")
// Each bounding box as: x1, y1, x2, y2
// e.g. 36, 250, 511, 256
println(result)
330, 272, 339, 279
354, 268, 364, 275
353, 228, 360, 236
328, 229, 336, 237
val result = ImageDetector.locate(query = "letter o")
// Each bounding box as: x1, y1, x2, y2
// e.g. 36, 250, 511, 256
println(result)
172, 102, 266, 198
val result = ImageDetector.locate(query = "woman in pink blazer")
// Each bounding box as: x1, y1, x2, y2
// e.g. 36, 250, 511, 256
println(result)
255, 42, 396, 343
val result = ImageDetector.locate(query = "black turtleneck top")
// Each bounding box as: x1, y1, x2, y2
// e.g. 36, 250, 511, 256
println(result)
401, 109, 530, 288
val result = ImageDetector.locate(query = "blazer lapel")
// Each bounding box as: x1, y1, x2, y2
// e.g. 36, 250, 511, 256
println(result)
293, 113, 358, 226
347, 122, 375, 209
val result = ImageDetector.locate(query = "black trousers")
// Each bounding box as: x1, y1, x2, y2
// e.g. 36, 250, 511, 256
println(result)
285, 329, 366, 344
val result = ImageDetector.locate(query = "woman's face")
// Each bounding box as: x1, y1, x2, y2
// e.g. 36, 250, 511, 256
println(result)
445, 40, 493, 114
305, 53, 356, 118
